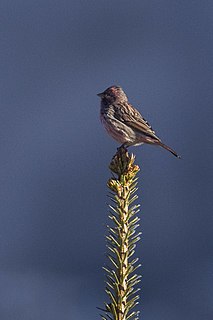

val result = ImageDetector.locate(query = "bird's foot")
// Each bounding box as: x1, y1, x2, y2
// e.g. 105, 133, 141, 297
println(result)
117, 144, 128, 152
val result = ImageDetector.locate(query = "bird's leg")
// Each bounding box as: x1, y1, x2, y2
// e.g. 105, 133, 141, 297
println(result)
117, 143, 128, 152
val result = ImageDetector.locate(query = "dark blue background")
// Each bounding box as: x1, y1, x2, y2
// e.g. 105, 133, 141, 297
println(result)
1, 1, 213, 319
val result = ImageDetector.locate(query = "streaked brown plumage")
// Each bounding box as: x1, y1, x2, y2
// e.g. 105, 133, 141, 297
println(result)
98, 85, 180, 158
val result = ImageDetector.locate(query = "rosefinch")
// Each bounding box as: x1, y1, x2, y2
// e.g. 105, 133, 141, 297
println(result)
98, 85, 180, 158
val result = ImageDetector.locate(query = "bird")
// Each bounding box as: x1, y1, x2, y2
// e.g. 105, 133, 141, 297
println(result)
97, 85, 180, 158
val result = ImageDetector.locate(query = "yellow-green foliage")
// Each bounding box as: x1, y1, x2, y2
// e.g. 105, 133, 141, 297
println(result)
100, 147, 141, 320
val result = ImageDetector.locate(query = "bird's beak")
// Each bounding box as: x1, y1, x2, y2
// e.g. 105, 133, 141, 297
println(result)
97, 92, 104, 98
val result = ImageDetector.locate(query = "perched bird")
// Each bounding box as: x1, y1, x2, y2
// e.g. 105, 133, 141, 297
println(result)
98, 85, 180, 158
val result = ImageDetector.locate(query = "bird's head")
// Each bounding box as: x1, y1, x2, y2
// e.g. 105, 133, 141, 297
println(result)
97, 86, 128, 104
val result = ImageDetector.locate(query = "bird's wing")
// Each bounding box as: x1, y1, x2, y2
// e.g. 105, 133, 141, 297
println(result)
119, 103, 161, 141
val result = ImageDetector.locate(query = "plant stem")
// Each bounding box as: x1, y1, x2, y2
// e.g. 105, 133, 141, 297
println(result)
101, 147, 141, 320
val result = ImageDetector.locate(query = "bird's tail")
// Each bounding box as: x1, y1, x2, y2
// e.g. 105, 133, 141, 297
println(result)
158, 142, 181, 158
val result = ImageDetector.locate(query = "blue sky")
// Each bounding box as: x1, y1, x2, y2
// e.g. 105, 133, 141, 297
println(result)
0, 1, 213, 319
